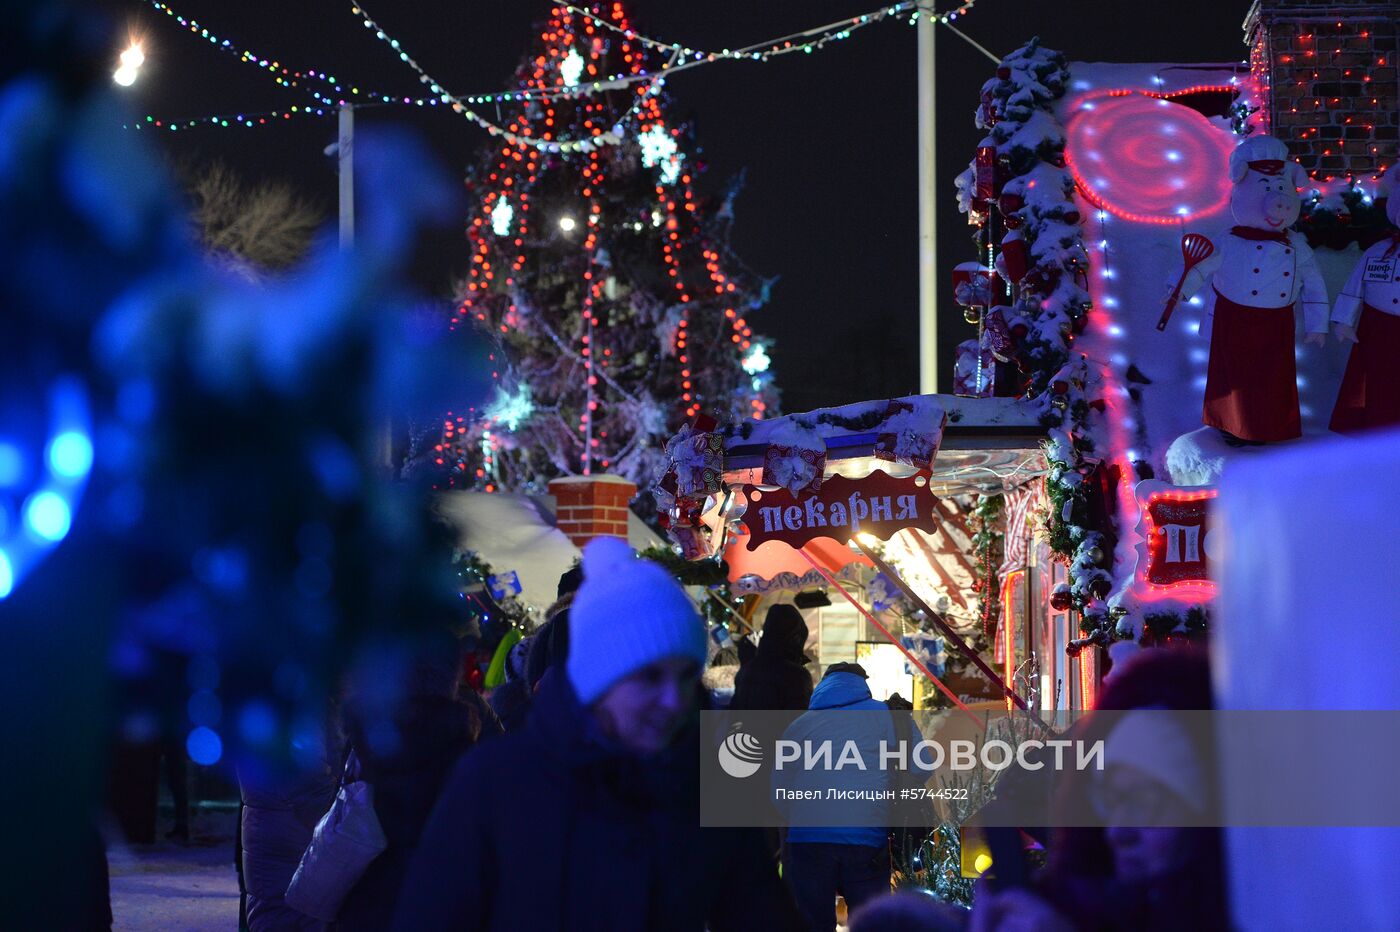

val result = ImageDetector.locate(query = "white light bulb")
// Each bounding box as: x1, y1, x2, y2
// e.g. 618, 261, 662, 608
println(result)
491, 198, 513, 236
742, 344, 771, 375
558, 216, 577, 232
638, 124, 682, 184
113, 65, 138, 86
120, 44, 145, 68
560, 48, 585, 87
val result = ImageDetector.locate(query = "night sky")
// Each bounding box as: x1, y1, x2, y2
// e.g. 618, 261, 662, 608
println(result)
94, 0, 1247, 413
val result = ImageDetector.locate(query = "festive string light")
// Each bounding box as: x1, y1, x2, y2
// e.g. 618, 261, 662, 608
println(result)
354, 1, 984, 150
124, 94, 462, 133
136, 0, 989, 152
146, 0, 394, 110
124, 105, 338, 132
1251, 14, 1396, 182
145, 0, 622, 138
561, 1, 941, 63
352, 1, 653, 153
138, 0, 457, 134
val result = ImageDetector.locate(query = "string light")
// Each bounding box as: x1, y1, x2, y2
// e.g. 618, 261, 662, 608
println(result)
123, 99, 457, 132
147, 0, 643, 144
352, 1, 660, 153
1076, 183, 1176, 659
355, 1, 985, 150
145, 1, 411, 111
141, 0, 459, 136
124, 105, 336, 132
560, 1, 949, 64
138, 0, 990, 154
1253, 14, 1396, 182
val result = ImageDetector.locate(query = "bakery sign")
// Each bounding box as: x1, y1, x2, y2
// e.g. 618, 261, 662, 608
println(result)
1133, 480, 1218, 599
740, 470, 939, 551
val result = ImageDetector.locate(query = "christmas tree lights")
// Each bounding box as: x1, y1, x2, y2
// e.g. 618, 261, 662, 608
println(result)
1247, 13, 1396, 184
418, 3, 777, 493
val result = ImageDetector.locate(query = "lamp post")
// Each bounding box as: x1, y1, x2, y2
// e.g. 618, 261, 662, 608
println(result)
917, 1, 939, 395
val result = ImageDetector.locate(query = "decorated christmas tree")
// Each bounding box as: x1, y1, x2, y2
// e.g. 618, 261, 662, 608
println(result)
420, 2, 777, 493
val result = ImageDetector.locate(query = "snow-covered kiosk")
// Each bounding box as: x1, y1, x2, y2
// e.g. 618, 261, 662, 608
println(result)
656, 393, 1104, 713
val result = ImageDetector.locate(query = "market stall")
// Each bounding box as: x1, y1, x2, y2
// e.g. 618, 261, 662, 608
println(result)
655, 393, 1102, 713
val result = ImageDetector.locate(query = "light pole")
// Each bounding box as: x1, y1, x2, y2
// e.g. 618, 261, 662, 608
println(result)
916, 8, 1001, 396
338, 104, 354, 251
916, 1, 938, 395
